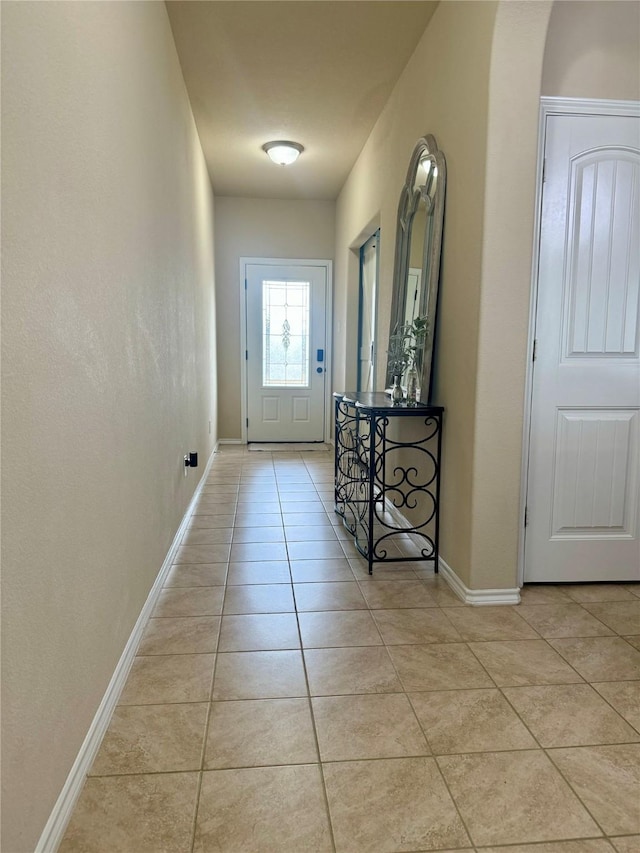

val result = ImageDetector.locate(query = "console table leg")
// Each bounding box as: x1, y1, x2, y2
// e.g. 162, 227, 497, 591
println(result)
434, 411, 443, 574
367, 413, 376, 575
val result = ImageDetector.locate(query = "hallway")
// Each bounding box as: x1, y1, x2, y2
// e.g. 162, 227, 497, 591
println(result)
60, 446, 640, 851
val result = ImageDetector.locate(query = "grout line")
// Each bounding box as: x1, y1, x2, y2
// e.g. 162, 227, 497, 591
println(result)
187, 543, 227, 853
284, 476, 338, 853
295, 651, 338, 853
543, 745, 613, 838
81, 449, 640, 848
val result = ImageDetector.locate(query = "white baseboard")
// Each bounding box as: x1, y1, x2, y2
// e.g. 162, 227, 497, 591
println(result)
438, 556, 521, 606
35, 444, 218, 853
220, 438, 334, 447
381, 499, 520, 606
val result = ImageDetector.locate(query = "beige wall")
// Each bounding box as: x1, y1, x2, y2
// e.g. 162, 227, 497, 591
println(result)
0, 3, 217, 850
543, 1, 640, 100
334, 0, 498, 586
468, 1, 552, 589
214, 197, 335, 439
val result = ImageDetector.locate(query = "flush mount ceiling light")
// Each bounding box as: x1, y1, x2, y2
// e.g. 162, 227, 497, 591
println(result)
262, 140, 304, 166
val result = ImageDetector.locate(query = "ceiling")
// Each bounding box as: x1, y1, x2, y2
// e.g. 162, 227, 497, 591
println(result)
165, 1, 438, 200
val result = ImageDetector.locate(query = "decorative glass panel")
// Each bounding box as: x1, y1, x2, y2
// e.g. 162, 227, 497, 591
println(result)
262, 280, 310, 387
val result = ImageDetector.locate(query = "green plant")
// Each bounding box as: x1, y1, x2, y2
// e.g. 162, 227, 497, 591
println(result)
387, 315, 428, 377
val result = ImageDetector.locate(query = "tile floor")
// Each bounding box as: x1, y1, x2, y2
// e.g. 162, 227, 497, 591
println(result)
61, 446, 640, 852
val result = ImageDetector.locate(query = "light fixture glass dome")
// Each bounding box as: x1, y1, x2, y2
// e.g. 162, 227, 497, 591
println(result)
262, 140, 304, 166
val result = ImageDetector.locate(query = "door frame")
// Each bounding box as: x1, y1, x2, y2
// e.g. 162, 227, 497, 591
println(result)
239, 257, 333, 445
518, 96, 640, 586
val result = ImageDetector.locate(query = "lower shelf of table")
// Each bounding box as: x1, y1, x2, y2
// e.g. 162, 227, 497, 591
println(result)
334, 501, 439, 576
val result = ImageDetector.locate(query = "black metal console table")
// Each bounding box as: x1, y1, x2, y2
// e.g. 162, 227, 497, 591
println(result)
334, 392, 444, 575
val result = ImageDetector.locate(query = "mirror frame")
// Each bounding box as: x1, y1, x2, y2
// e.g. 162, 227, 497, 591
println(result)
386, 135, 446, 401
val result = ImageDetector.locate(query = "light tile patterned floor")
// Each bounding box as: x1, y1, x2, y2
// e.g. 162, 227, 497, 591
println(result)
60, 446, 640, 852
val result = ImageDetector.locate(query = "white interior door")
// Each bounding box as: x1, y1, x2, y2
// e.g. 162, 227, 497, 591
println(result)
525, 110, 640, 582
245, 261, 327, 442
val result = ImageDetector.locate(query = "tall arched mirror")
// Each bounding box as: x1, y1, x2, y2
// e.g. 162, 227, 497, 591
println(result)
386, 135, 446, 401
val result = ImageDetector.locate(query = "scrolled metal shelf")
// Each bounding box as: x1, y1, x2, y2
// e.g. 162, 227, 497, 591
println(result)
373, 487, 437, 527
371, 529, 436, 561
374, 413, 440, 445
374, 451, 438, 485
333, 392, 443, 575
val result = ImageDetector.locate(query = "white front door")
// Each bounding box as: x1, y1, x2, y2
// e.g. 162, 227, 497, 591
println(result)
525, 110, 640, 582
245, 261, 328, 442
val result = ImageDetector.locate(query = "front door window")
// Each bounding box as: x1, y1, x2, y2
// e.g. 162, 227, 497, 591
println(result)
262, 280, 310, 387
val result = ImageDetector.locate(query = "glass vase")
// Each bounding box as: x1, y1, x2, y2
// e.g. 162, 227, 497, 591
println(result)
406, 365, 420, 406
391, 375, 404, 405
